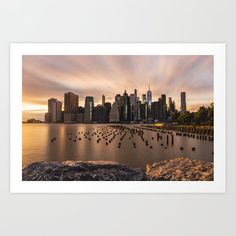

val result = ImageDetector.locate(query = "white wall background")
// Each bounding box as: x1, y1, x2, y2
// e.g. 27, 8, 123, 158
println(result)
0, 0, 235, 235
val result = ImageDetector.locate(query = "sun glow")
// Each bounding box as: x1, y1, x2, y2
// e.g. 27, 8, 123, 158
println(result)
23, 103, 47, 112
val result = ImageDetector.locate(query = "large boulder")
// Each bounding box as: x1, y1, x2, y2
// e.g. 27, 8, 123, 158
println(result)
23, 160, 146, 181
146, 157, 213, 181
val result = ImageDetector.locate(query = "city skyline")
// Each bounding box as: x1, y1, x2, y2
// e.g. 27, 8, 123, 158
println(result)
22, 55, 214, 121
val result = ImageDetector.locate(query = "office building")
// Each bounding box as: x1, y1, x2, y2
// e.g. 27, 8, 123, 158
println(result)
130, 93, 136, 121
102, 94, 105, 106
109, 102, 120, 123
181, 92, 187, 113
104, 102, 111, 122
93, 105, 106, 123
64, 92, 79, 123
168, 97, 176, 115
84, 96, 94, 123
47, 98, 62, 123
161, 94, 167, 121
120, 90, 130, 122
48, 98, 57, 122
55, 101, 62, 122
77, 106, 84, 123
151, 101, 159, 121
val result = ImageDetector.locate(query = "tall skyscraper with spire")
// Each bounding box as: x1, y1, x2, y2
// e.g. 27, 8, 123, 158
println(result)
147, 84, 152, 107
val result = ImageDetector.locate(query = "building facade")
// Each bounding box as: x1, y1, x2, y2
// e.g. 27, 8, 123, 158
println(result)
146, 85, 152, 107
93, 105, 106, 123
180, 92, 187, 113
109, 102, 120, 123
84, 96, 94, 123
64, 92, 79, 123
55, 101, 62, 122
102, 94, 105, 106
120, 90, 131, 122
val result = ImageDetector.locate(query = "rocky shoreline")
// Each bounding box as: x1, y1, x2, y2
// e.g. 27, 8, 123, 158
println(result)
22, 158, 213, 181
146, 157, 213, 181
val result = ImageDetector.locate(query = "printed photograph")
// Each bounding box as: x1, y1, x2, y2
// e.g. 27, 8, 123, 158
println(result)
22, 54, 214, 181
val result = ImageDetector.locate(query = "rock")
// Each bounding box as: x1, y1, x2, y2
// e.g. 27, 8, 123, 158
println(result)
146, 157, 213, 181
23, 160, 146, 181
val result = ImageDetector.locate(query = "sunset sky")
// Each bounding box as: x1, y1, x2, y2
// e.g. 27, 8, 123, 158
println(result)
22, 55, 213, 121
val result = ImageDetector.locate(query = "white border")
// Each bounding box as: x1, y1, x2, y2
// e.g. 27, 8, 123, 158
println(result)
10, 43, 225, 193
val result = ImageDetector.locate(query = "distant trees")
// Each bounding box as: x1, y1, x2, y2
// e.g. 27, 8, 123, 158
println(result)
172, 103, 214, 126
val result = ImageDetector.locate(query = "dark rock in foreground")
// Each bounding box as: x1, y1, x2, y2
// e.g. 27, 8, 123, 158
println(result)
23, 158, 214, 181
22, 161, 146, 181
146, 157, 213, 181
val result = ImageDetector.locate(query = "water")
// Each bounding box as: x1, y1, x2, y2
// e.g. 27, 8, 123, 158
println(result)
22, 124, 213, 169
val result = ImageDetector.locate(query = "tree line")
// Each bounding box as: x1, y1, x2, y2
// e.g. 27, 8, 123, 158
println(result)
171, 103, 214, 126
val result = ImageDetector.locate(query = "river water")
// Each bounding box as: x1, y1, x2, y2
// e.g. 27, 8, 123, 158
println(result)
22, 124, 213, 169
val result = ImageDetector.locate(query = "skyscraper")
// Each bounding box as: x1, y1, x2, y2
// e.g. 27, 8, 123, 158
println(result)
168, 97, 176, 115
84, 96, 94, 123
115, 94, 122, 121
77, 106, 84, 123
47, 98, 62, 123
142, 94, 146, 104
161, 94, 167, 121
104, 102, 111, 122
64, 92, 79, 123
56, 101, 62, 122
132, 89, 138, 122
130, 93, 135, 121
120, 90, 130, 122
147, 84, 152, 107
151, 101, 159, 121
181, 92, 187, 113
48, 98, 57, 122
102, 94, 105, 106
109, 102, 120, 123
93, 105, 106, 123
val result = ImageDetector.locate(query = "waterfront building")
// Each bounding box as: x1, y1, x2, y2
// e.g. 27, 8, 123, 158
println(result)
137, 100, 141, 121
93, 105, 106, 123
115, 94, 122, 121
84, 96, 94, 123
48, 98, 57, 122
181, 92, 187, 113
139, 104, 145, 121
151, 101, 159, 121
102, 94, 105, 106
64, 92, 79, 123
55, 101, 62, 122
109, 102, 120, 123
120, 90, 131, 122
130, 93, 136, 121
104, 102, 111, 122
130, 89, 139, 122
161, 94, 167, 121
77, 106, 84, 123
139, 102, 149, 122
47, 98, 62, 123
168, 97, 176, 115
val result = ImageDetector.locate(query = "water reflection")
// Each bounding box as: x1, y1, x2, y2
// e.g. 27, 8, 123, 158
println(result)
22, 124, 213, 168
